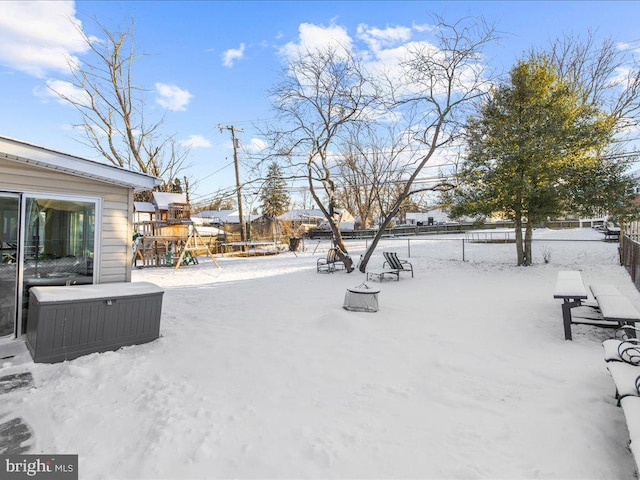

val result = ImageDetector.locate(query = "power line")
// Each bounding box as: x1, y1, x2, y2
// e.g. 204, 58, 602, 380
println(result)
194, 159, 236, 184
218, 124, 247, 243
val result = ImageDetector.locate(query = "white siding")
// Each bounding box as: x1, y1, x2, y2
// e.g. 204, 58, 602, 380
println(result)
0, 158, 134, 283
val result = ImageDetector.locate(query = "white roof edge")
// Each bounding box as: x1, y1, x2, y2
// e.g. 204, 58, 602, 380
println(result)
0, 136, 162, 192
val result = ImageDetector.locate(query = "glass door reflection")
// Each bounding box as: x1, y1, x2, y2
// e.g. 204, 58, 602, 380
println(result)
21, 197, 96, 333
0, 194, 19, 337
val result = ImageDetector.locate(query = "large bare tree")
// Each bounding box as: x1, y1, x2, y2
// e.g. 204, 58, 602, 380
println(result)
545, 32, 640, 126
542, 32, 640, 195
267, 45, 379, 272
51, 19, 190, 196
358, 16, 497, 272
335, 123, 412, 229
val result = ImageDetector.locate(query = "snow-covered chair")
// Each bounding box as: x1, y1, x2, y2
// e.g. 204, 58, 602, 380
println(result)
603, 327, 640, 403
603, 326, 640, 472
317, 248, 345, 273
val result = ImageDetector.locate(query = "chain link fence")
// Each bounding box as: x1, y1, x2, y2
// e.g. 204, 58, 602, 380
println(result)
302, 230, 619, 268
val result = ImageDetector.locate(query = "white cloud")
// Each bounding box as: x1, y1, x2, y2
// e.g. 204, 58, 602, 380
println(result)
245, 138, 268, 153
412, 23, 434, 33
155, 83, 193, 111
356, 24, 412, 52
276, 20, 487, 115
222, 43, 246, 68
610, 66, 634, 86
0, 1, 89, 77
33, 79, 90, 106
280, 23, 353, 59
179, 135, 212, 149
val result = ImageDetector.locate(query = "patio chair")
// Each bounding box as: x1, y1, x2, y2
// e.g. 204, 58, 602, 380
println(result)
316, 248, 335, 273
383, 251, 414, 278
317, 247, 347, 273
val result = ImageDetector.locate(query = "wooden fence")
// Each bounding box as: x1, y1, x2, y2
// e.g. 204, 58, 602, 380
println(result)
622, 234, 640, 292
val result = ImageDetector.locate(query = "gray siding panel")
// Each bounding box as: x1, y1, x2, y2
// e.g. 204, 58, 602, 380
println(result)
0, 158, 135, 284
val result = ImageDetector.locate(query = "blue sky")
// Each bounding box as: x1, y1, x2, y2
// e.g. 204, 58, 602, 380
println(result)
1, 1, 639, 206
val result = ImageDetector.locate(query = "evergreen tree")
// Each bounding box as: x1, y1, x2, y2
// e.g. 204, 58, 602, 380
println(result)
447, 55, 633, 266
260, 162, 290, 218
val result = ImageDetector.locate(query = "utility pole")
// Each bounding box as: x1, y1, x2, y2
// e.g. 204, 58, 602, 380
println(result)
218, 125, 246, 244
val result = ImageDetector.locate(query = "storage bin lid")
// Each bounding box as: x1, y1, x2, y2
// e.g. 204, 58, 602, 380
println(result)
30, 281, 163, 303
346, 285, 380, 294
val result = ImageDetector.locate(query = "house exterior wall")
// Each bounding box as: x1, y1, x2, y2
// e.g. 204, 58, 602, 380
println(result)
0, 158, 133, 283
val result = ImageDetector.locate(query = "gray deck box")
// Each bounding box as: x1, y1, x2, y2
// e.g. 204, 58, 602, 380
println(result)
26, 282, 164, 363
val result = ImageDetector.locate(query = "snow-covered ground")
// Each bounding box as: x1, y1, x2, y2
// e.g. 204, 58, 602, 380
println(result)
2, 228, 638, 479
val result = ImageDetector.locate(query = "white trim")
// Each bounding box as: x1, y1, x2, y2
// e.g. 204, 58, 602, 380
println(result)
0, 192, 20, 339
0, 136, 161, 192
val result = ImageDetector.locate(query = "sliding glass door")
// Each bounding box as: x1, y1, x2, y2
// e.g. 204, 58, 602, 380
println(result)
0, 193, 98, 337
20, 196, 96, 333
0, 194, 19, 337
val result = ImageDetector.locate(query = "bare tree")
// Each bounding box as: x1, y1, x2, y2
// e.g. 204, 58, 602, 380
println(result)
541, 32, 640, 183
267, 45, 379, 272
335, 123, 411, 229
51, 19, 191, 197
545, 32, 640, 124
358, 16, 497, 272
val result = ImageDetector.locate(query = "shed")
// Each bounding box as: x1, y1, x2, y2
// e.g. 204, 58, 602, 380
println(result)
0, 135, 161, 339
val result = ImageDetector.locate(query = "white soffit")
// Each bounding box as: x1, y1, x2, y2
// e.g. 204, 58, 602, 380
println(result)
0, 136, 161, 192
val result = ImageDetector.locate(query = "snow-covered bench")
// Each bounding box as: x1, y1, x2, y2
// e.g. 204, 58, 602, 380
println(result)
590, 284, 640, 338
553, 271, 588, 340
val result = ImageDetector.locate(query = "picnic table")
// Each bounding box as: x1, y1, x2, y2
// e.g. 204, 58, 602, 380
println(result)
590, 284, 640, 336
603, 227, 621, 241
554, 271, 588, 340
554, 271, 640, 340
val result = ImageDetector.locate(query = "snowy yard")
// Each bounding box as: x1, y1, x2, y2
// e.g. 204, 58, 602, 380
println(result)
2, 228, 639, 479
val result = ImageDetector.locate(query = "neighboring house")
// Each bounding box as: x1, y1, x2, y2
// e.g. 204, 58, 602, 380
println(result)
278, 208, 355, 232
0, 136, 160, 339
406, 209, 457, 225
191, 209, 272, 242
191, 209, 253, 225
189, 217, 224, 236
277, 209, 325, 233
